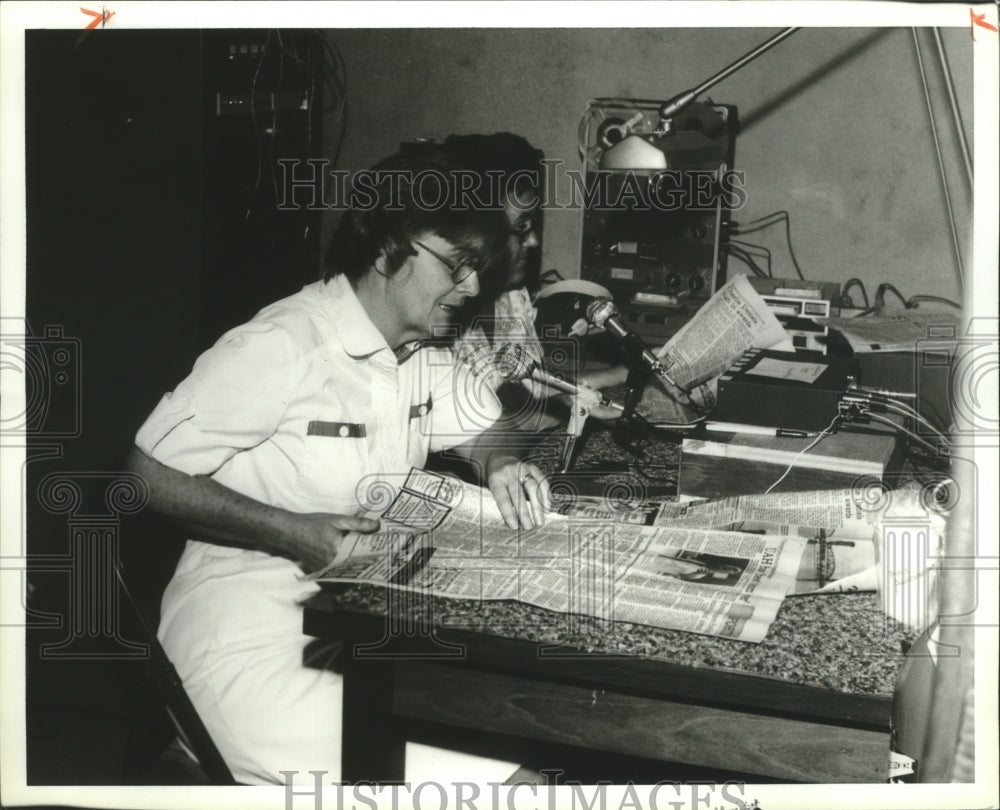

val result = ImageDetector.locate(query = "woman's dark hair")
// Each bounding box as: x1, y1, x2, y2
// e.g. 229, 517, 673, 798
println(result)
441, 132, 545, 205
441, 132, 546, 305
324, 151, 509, 284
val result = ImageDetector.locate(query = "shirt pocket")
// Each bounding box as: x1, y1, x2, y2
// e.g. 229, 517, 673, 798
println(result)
295, 419, 370, 509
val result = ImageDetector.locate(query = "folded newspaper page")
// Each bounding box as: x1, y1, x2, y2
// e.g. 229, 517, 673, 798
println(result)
814, 311, 962, 353
550, 489, 876, 594
638, 275, 788, 424
718, 483, 947, 631
315, 469, 808, 643
551, 484, 947, 609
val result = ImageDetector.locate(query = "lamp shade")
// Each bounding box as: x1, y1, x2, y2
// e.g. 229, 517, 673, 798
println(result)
600, 130, 725, 172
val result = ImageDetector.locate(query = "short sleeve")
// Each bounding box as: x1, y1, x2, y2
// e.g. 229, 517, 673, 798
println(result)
421, 347, 501, 452
135, 322, 299, 475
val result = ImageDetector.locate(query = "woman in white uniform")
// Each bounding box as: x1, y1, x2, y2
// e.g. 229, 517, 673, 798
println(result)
127, 152, 551, 785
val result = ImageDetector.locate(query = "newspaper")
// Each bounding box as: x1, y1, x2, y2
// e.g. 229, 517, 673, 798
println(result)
551, 488, 879, 594
814, 311, 962, 353
551, 484, 950, 607
638, 275, 788, 424
550, 493, 700, 527
662, 489, 882, 595
316, 469, 807, 643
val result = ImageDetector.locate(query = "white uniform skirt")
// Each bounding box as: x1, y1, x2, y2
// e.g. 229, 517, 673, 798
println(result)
159, 541, 518, 785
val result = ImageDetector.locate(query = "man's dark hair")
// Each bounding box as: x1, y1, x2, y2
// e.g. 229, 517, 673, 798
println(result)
324, 150, 509, 284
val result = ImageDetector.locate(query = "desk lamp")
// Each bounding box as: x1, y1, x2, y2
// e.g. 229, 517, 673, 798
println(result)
582, 28, 799, 458
598, 27, 798, 172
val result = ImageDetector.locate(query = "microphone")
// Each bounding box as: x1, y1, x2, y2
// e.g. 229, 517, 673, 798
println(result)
494, 343, 581, 396
493, 343, 624, 410
585, 298, 677, 385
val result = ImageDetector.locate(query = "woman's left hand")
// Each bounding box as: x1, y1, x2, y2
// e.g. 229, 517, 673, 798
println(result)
486, 456, 552, 530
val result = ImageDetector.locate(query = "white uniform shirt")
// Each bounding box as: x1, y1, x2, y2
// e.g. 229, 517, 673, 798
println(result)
136, 275, 501, 516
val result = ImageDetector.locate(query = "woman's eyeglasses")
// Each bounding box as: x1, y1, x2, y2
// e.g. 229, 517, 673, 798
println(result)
412, 241, 476, 285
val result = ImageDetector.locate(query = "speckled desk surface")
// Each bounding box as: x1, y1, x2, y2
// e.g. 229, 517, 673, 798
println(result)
325, 421, 918, 700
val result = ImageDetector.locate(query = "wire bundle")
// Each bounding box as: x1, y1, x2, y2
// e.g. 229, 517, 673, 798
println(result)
729, 210, 806, 280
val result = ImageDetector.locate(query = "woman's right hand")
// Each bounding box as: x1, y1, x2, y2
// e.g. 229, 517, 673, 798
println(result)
281, 512, 381, 574
127, 446, 383, 574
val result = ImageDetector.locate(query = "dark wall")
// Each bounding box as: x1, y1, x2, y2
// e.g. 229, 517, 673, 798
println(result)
322, 27, 973, 306
25, 29, 323, 478
26, 30, 205, 475
22, 30, 322, 776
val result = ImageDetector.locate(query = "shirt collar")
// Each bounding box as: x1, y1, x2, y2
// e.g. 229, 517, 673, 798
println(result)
323, 274, 391, 359
321, 275, 425, 364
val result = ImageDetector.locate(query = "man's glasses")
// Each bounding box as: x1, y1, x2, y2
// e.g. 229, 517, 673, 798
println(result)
509, 217, 537, 244
412, 241, 476, 285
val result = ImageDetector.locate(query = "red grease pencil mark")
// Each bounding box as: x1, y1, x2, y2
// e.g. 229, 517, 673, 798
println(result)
970, 8, 998, 41
80, 6, 115, 30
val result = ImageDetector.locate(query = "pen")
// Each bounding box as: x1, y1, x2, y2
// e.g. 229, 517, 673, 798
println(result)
704, 421, 818, 438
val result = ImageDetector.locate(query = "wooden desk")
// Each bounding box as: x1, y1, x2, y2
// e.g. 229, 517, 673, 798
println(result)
679, 419, 904, 499
303, 584, 913, 784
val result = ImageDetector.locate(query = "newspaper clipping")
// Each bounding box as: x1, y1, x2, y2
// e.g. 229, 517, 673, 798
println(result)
638, 274, 789, 423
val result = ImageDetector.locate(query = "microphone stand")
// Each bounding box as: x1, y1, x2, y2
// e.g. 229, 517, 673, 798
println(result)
611, 361, 655, 455
622, 364, 652, 422
560, 393, 589, 473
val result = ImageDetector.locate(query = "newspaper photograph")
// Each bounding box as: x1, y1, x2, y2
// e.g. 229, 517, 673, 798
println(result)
316, 469, 807, 643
